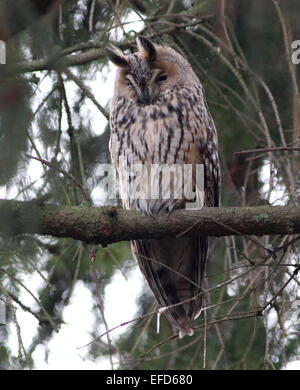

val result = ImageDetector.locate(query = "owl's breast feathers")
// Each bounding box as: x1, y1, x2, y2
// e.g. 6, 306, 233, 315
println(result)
109, 82, 220, 338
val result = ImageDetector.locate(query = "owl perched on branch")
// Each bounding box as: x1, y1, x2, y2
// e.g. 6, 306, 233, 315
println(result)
108, 36, 220, 338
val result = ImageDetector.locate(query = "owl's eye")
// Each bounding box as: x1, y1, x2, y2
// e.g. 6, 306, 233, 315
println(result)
126, 79, 133, 88
156, 74, 168, 83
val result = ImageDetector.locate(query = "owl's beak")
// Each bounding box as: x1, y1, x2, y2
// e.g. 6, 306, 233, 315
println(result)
137, 86, 153, 105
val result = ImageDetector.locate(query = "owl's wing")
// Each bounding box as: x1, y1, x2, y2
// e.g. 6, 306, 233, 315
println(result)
199, 139, 220, 208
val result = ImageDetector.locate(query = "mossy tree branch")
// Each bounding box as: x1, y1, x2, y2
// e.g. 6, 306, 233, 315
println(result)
0, 199, 300, 246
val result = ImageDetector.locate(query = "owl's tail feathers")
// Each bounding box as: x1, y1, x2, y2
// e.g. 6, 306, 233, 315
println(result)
157, 307, 194, 338
177, 318, 194, 339
171, 288, 205, 338
165, 308, 195, 339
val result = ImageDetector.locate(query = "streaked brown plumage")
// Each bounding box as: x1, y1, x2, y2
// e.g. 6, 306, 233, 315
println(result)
108, 37, 220, 338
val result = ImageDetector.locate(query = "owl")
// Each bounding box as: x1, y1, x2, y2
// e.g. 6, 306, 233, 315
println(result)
108, 36, 220, 338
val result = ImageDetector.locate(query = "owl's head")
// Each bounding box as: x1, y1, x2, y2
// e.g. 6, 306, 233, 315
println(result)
107, 36, 197, 105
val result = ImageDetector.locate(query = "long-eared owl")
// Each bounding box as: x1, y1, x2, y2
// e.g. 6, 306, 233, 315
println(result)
108, 36, 220, 338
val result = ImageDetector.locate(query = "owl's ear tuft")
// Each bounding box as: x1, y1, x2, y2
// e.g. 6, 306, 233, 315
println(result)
136, 36, 156, 62
106, 45, 128, 67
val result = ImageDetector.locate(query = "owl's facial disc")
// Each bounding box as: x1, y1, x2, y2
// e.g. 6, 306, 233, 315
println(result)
107, 38, 185, 104
125, 68, 168, 105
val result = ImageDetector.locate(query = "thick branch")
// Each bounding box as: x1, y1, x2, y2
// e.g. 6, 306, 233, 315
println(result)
0, 199, 299, 245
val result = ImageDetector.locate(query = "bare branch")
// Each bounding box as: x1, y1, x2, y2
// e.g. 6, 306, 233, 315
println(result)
234, 147, 300, 155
